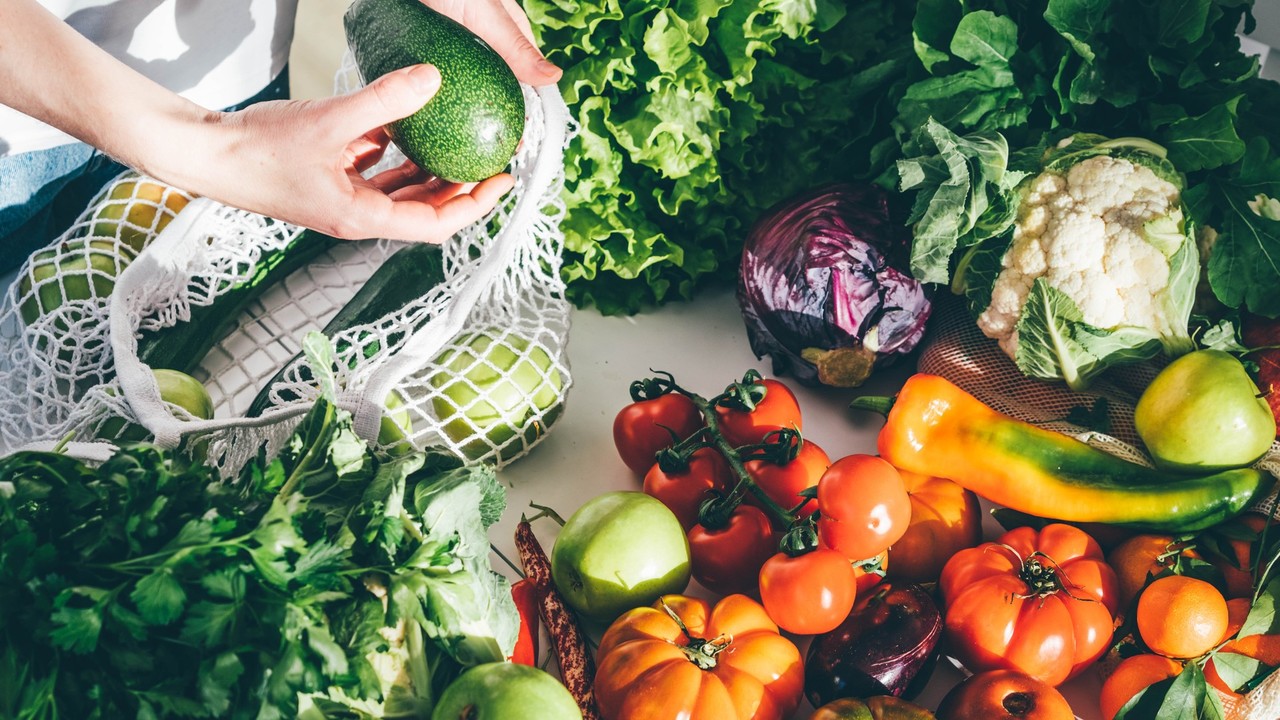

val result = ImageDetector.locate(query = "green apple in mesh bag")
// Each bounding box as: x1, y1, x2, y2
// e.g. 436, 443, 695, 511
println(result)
427, 330, 563, 461
18, 238, 136, 326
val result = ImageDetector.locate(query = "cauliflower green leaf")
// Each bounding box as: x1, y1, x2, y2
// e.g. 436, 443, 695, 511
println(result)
1015, 279, 1168, 390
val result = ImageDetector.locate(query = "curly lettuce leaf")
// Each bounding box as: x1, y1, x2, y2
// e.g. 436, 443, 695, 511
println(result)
529, 0, 914, 314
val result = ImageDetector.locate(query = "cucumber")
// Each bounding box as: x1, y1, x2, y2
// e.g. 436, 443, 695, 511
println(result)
135, 231, 340, 375
246, 242, 448, 418
344, 0, 525, 182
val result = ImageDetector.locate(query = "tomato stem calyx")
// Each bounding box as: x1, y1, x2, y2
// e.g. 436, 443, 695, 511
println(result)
629, 370, 680, 402
658, 599, 732, 670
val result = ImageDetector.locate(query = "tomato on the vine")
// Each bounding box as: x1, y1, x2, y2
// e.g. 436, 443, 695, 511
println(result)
688, 504, 777, 596
714, 377, 802, 447
743, 438, 830, 521
642, 447, 733, 530
758, 548, 858, 635
613, 392, 704, 475
939, 523, 1119, 686
816, 455, 912, 563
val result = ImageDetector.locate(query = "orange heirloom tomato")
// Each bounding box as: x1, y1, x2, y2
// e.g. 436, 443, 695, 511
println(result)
594, 593, 805, 720
939, 523, 1120, 686
886, 471, 982, 584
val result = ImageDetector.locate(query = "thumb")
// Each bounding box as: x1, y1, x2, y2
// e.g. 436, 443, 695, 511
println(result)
339, 64, 442, 136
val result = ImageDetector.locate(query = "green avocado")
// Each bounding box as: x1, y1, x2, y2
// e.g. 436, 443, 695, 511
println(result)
344, 0, 525, 182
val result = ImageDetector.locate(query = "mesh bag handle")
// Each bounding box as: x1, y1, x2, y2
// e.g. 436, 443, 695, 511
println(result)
350, 84, 572, 442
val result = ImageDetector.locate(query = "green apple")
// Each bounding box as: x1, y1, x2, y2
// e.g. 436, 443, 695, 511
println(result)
431, 662, 581, 720
1135, 349, 1276, 472
551, 491, 691, 625
428, 330, 564, 462
19, 238, 136, 326
98, 368, 214, 442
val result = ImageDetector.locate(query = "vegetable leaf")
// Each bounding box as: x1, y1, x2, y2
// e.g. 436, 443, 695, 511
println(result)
1159, 96, 1246, 172
1015, 279, 1165, 391
1203, 138, 1280, 316
1239, 575, 1280, 637
1211, 651, 1263, 693
132, 568, 187, 626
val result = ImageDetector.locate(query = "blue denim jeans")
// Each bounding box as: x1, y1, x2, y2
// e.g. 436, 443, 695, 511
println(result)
0, 67, 290, 275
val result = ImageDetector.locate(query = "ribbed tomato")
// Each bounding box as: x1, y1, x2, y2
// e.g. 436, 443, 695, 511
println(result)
594, 594, 805, 720
939, 523, 1120, 686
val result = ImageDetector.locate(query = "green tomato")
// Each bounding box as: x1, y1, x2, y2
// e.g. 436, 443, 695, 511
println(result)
428, 330, 563, 462
809, 697, 936, 720
431, 662, 582, 720
1135, 349, 1276, 472
550, 491, 691, 625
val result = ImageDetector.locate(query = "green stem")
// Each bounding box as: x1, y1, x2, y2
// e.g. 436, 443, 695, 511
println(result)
849, 395, 895, 416
678, 386, 795, 528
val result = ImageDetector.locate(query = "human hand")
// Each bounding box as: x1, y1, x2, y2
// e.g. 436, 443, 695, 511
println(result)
174, 64, 513, 244
422, 0, 562, 85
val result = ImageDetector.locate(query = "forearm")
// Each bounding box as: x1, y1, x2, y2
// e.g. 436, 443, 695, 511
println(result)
0, 0, 214, 181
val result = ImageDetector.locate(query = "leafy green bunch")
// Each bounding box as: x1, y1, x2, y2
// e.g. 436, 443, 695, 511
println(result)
885, 0, 1280, 317
0, 340, 516, 719
525, 0, 915, 314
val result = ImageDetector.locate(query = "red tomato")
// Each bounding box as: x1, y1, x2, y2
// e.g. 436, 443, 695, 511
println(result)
939, 523, 1120, 686
886, 471, 983, 584
642, 447, 733, 530
613, 393, 704, 474
758, 548, 858, 635
688, 504, 778, 596
714, 378, 802, 447
935, 669, 1074, 720
743, 438, 830, 521
816, 455, 912, 562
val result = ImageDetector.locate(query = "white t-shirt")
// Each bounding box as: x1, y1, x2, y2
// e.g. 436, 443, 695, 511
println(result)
0, 0, 300, 157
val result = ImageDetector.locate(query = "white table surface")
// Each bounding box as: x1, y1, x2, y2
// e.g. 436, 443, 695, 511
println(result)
489, 285, 1105, 719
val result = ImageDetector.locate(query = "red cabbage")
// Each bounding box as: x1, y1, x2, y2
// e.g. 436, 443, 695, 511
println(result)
738, 183, 932, 387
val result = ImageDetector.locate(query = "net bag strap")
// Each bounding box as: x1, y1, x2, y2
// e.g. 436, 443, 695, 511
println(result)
349, 84, 571, 441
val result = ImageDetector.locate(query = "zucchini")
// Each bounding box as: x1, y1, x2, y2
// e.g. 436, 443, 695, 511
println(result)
246, 242, 447, 417
136, 230, 340, 374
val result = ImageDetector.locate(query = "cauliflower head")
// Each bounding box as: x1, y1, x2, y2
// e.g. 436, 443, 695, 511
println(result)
961, 134, 1199, 390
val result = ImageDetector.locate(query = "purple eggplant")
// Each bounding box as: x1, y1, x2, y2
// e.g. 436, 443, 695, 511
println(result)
738, 183, 932, 388
804, 583, 942, 707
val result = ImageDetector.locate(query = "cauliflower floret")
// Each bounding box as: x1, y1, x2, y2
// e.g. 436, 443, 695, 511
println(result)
977, 154, 1183, 357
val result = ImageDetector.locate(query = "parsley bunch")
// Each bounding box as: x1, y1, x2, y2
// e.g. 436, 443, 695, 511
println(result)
0, 392, 516, 719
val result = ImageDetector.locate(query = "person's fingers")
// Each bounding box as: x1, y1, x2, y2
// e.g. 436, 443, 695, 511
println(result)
500, 0, 536, 41
387, 177, 468, 204
331, 64, 441, 140
471, 2, 561, 86
362, 158, 428, 193
346, 133, 390, 173
354, 173, 515, 243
